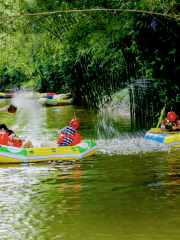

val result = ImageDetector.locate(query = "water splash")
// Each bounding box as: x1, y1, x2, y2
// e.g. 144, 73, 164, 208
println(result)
96, 134, 169, 156
95, 115, 170, 155
11, 95, 45, 141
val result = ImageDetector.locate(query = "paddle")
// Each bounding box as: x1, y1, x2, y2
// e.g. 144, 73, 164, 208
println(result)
154, 106, 166, 133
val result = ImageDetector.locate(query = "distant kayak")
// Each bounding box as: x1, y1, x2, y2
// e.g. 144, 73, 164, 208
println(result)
40, 93, 54, 99
0, 93, 15, 98
5, 93, 14, 98
39, 98, 74, 106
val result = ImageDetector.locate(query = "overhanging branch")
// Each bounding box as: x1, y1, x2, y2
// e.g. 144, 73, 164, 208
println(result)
0, 8, 179, 20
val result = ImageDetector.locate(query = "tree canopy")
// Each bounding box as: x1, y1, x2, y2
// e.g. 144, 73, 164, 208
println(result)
0, 0, 180, 125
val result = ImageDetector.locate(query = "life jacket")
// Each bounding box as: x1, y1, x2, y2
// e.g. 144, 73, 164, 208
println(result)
164, 119, 177, 127
176, 120, 180, 126
0, 132, 22, 148
57, 129, 82, 146
163, 119, 177, 132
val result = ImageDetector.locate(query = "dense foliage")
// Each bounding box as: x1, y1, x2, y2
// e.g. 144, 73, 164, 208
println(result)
0, 0, 180, 125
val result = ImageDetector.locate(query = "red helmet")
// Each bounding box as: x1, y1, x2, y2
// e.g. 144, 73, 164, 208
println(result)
69, 119, 80, 129
167, 111, 176, 122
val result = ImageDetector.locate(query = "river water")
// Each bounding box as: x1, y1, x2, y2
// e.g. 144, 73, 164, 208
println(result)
0, 97, 180, 240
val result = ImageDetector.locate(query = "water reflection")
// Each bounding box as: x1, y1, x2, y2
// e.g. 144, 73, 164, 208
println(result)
0, 161, 84, 239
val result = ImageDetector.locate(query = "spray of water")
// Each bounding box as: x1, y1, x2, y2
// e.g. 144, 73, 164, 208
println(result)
96, 134, 170, 156
95, 116, 170, 155
11, 95, 45, 144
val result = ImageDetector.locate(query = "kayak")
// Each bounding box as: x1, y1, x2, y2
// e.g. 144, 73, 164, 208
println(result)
0, 93, 5, 98
40, 93, 54, 99
5, 94, 14, 98
39, 98, 74, 106
145, 128, 180, 147
0, 93, 15, 98
0, 140, 97, 163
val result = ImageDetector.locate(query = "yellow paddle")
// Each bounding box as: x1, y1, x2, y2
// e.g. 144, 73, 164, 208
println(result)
154, 106, 166, 133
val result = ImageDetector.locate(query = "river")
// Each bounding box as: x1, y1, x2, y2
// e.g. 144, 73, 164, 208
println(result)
0, 97, 180, 240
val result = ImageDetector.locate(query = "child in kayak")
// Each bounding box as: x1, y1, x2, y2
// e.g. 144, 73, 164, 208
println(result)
41, 119, 82, 147
161, 111, 180, 132
0, 124, 34, 148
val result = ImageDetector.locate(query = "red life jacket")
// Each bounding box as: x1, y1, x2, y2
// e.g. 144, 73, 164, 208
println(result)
0, 132, 4, 137
176, 119, 180, 126
57, 129, 82, 146
0, 132, 22, 148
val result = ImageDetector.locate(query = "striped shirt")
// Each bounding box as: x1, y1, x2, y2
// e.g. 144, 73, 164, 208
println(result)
59, 126, 75, 146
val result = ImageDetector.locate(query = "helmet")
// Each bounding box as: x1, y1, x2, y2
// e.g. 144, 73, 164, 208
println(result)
69, 119, 80, 129
167, 111, 176, 122
8, 104, 17, 114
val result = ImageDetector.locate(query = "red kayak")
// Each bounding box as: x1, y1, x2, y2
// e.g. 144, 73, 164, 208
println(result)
5, 94, 14, 98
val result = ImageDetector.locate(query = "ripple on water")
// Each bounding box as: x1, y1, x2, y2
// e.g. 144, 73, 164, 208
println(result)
0, 165, 61, 239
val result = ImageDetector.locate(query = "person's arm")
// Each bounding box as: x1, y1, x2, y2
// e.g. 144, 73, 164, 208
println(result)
11, 135, 25, 143
12, 137, 25, 143
0, 105, 9, 113
58, 128, 64, 136
172, 125, 180, 130
161, 124, 166, 130
12, 136, 21, 142
160, 119, 167, 130
9, 134, 19, 142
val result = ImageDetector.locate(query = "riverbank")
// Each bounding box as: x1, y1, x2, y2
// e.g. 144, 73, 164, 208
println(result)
99, 88, 130, 115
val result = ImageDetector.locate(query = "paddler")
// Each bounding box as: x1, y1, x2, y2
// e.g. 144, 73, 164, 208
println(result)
41, 119, 82, 147
16, 85, 22, 94
0, 105, 17, 114
0, 124, 34, 148
161, 111, 180, 132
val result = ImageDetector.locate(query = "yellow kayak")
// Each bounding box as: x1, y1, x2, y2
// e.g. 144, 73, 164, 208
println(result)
39, 98, 74, 106
0, 93, 5, 98
145, 128, 180, 147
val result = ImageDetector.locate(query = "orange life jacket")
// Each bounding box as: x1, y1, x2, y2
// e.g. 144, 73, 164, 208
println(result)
57, 129, 82, 146
0, 132, 22, 148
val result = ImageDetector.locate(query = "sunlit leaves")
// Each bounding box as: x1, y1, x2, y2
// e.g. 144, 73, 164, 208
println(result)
0, 0, 180, 117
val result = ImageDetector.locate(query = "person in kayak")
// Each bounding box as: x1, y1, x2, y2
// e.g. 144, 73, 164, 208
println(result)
41, 119, 82, 147
0, 124, 34, 148
0, 105, 17, 114
16, 85, 22, 94
161, 111, 180, 132
7, 105, 17, 113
